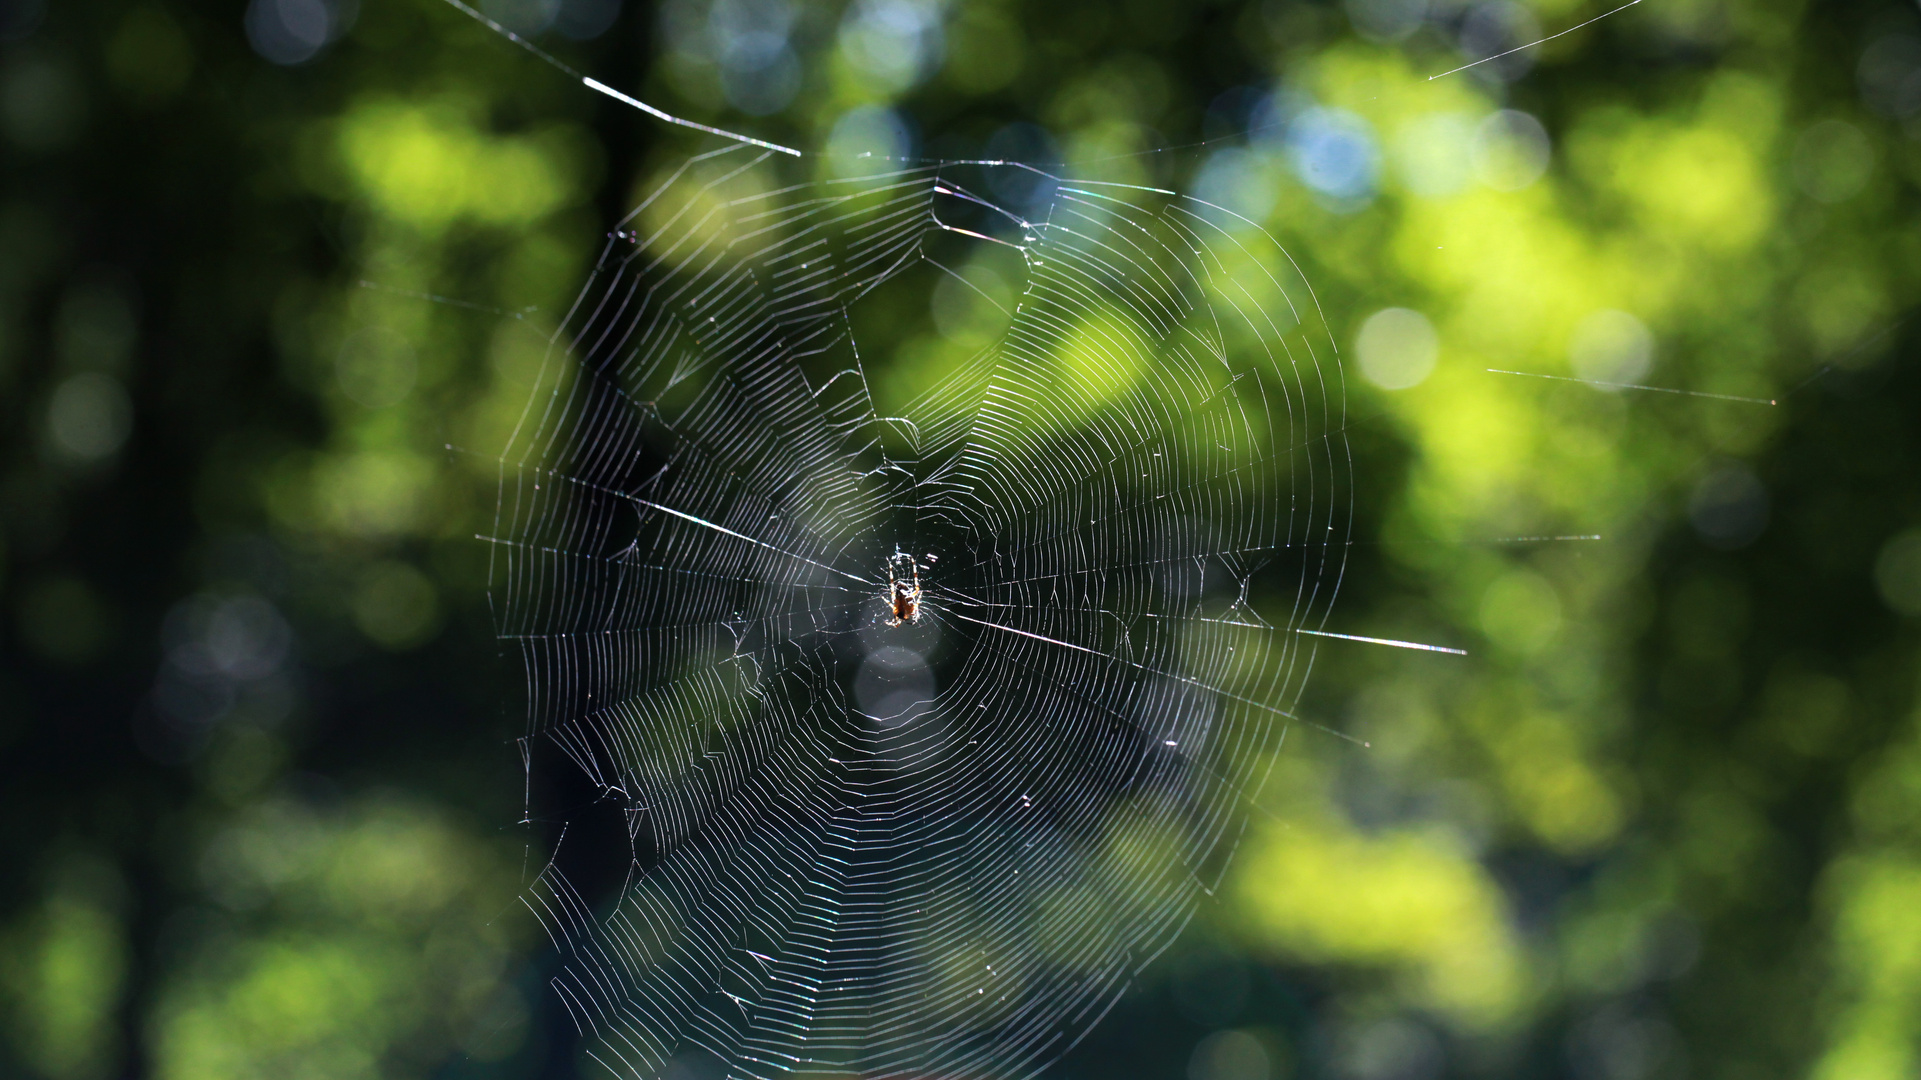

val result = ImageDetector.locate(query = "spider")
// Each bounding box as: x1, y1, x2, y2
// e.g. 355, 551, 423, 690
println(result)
885, 551, 922, 627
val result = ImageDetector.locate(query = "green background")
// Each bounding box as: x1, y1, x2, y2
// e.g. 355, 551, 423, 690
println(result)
4, 0, 1921, 1076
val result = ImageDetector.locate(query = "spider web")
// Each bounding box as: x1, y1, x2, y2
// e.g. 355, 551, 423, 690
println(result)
487, 139, 1352, 1079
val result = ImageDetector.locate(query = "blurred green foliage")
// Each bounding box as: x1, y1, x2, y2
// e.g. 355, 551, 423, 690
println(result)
2, 0, 1920, 1076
